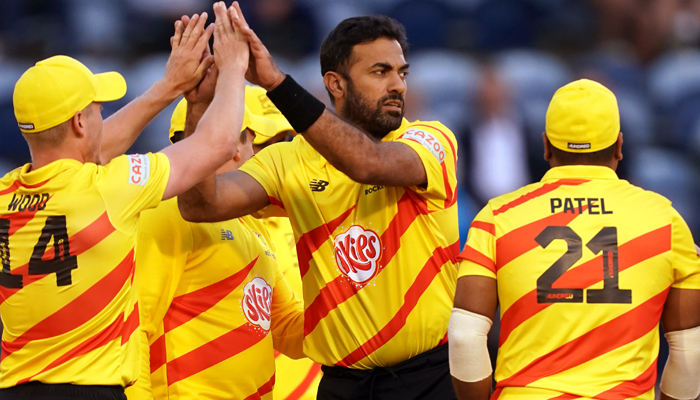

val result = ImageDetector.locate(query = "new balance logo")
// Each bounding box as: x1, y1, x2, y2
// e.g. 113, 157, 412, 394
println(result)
309, 179, 330, 192
220, 229, 234, 241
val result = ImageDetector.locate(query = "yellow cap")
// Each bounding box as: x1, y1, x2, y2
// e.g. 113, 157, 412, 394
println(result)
13, 55, 127, 133
168, 98, 277, 144
245, 85, 294, 144
545, 79, 620, 153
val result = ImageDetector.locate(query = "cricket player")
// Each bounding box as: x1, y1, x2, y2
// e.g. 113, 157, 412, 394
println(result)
126, 98, 304, 400
179, 5, 459, 399
0, 3, 250, 399
449, 79, 700, 400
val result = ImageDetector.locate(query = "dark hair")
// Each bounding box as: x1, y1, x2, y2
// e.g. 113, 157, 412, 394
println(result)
320, 15, 409, 78
549, 141, 617, 165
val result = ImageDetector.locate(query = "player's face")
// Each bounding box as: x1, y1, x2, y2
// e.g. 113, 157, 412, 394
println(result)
342, 38, 408, 140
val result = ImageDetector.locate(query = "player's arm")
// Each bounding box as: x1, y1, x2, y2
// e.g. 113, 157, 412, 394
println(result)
159, 2, 250, 201
228, 2, 427, 187
100, 14, 215, 163
270, 265, 305, 360
659, 212, 700, 400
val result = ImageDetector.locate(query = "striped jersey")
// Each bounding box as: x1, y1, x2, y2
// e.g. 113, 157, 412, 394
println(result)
0, 154, 170, 387
264, 216, 322, 400
239, 119, 459, 369
125, 198, 304, 400
458, 165, 700, 400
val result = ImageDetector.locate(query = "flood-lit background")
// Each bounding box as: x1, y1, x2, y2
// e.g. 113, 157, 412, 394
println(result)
1, 0, 698, 394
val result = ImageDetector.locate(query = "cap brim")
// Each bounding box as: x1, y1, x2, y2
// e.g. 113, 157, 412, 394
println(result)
246, 112, 278, 145
93, 71, 127, 102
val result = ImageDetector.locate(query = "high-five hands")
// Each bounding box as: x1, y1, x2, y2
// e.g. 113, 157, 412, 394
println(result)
163, 12, 215, 97
212, 1, 249, 75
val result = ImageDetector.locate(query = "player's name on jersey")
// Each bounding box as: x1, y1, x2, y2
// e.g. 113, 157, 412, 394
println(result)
7, 193, 51, 212
550, 197, 612, 215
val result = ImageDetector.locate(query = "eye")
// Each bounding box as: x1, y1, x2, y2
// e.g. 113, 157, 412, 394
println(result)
373, 70, 386, 76
400, 71, 409, 78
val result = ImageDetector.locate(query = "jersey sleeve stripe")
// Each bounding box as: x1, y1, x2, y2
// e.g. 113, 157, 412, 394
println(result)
166, 324, 267, 386
458, 245, 496, 273
594, 358, 657, 400
335, 241, 460, 368
0, 179, 50, 196
470, 221, 495, 236
498, 225, 672, 347
244, 373, 276, 400
269, 196, 285, 210
282, 363, 322, 400
493, 179, 589, 216
1, 248, 135, 359
496, 208, 587, 271
440, 161, 456, 209
497, 287, 669, 388
296, 206, 356, 278
15, 302, 139, 385
162, 257, 258, 334
0, 212, 116, 304
303, 193, 425, 336
150, 334, 166, 374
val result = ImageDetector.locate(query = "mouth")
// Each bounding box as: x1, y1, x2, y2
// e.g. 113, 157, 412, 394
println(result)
383, 100, 404, 113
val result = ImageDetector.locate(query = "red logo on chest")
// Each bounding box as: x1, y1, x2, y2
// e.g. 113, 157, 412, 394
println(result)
243, 277, 272, 331
333, 226, 383, 284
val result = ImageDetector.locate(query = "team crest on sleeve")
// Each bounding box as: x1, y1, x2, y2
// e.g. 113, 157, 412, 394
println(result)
243, 277, 273, 331
333, 226, 383, 284
127, 154, 151, 186
400, 128, 446, 163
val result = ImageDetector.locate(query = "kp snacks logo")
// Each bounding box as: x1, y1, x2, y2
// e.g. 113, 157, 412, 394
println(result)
333, 226, 383, 284
243, 277, 273, 331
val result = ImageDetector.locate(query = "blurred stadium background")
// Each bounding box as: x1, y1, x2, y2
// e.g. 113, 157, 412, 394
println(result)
1, 0, 699, 395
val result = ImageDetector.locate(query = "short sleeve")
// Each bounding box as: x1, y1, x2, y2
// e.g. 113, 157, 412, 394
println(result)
270, 265, 304, 360
395, 121, 458, 209
670, 208, 700, 289
458, 205, 497, 280
239, 145, 285, 207
135, 199, 190, 341
96, 153, 171, 232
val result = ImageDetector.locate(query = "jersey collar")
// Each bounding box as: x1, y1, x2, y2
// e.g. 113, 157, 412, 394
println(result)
541, 165, 619, 182
18, 159, 84, 185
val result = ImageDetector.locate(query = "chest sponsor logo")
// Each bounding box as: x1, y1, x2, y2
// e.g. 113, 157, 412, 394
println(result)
333, 226, 382, 284
309, 179, 330, 192
128, 154, 151, 186
220, 229, 234, 240
243, 277, 272, 331
400, 128, 445, 163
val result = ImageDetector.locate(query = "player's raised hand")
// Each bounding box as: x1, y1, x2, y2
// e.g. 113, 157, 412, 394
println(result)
163, 12, 215, 96
212, 1, 249, 73
185, 63, 219, 106
228, 1, 286, 91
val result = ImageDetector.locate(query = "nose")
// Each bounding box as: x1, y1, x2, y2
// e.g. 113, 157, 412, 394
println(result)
387, 71, 407, 95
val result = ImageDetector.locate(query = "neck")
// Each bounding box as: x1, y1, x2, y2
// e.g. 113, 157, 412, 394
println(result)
29, 145, 86, 170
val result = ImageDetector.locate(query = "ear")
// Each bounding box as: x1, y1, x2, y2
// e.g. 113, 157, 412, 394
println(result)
323, 71, 346, 103
542, 132, 552, 161
232, 147, 242, 163
71, 110, 88, 139
615, 132, 623, 161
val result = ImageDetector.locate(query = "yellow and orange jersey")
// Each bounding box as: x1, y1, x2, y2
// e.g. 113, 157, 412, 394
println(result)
126, 198, 303, 400
240, 119, 460, 369
0, 154, 170, 388
264, 217, 322, 400
458, 165, 700, 400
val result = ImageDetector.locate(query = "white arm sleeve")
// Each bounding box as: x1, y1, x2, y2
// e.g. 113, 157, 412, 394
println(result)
448, 308, 493, 383
660, 325, 700, 400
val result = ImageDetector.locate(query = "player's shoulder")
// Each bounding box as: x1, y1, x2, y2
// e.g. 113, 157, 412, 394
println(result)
614, 179, 673, 208
400, 120, 456, 142
486, 181, 546, 211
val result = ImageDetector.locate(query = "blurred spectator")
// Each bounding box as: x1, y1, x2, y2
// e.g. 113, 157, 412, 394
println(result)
468, 65, 530, 204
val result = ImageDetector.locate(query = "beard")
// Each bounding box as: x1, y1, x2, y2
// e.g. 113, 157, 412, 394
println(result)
342, 80, 405, 140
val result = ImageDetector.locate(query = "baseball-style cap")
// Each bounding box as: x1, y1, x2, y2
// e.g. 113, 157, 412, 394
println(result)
244, 85, 294, 145
13, 55, 127, 133
169, 98, 277, 144
545, 79, 620, 153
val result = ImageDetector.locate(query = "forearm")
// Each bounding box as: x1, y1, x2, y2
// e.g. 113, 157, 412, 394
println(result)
453, 377, 492, 400
101, 79, 179, 162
